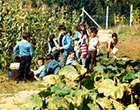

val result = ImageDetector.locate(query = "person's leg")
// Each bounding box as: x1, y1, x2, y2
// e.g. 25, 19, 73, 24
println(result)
23, 56, 32, 83
52, 50, 60, 61
91, 50, 97, 69
82, 57, 86, 67
60, 52, 67, 68
85, 51, 91, 70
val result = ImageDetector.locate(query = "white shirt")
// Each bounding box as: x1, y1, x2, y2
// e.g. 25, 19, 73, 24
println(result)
88, 37, 98, 51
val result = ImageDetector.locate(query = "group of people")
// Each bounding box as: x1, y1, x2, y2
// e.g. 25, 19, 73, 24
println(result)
9, 24, 118, 83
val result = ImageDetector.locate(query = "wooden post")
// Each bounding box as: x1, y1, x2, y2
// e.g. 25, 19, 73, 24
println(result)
82, 8, 102, 29
82, 7, 84, 22
106, 6, 109, 29
130, 5, 133, 27
62, 6, 64, 19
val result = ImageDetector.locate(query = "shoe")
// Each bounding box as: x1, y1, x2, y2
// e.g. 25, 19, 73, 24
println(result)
15, 79, 19, 84
23, 78, 27, 83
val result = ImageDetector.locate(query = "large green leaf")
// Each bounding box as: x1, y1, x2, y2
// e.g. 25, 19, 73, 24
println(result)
46, 96, 63, 104
58, 65, 80, 81
25, 93, 43, 110
87, 103, 100, 110
50, 83, 71, 96
96, 98, 112, 110
134, 72, 140, 78
94, 79, 124, 99
93, 65, 105, 73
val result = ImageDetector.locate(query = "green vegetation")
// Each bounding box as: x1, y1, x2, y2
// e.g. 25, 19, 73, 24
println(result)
21, 59, 140, 110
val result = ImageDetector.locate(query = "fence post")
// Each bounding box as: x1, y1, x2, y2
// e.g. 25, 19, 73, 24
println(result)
82, 7, 84, 22
130, 5, 133, 27
106, 5, 109, 29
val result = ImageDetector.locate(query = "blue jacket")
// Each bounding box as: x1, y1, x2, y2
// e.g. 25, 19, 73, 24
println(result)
47, 59, 60, 74
58, 33, 72, 55
13, 40, 34, 58
73, 31, 80, 43
34, 64, 47, 78
66, 56, 77, 66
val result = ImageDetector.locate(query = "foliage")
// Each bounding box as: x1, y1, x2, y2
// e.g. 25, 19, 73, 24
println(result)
22, 58, 140, 109
0, 0, 81, 72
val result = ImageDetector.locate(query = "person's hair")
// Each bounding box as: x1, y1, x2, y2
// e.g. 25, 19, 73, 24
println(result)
58, 25, 66, 31
49, 34, 55, 41
69, 50, 75, 55
90, 27, 98, 34
14, 56, 20, 62
80, 24, 86, 28
76, 25, 81, 32
82, 29, 88, 37
38, 57, 45, 64
112, 33, 118, 38
67, 30, 72, 36
46, 54, 53, 60
23, 32, 31, 39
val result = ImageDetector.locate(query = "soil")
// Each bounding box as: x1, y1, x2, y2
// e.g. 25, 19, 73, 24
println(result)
117, 37, 140, 59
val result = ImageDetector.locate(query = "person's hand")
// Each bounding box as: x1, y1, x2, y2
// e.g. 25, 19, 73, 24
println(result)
53, 38, 57, 41
59, 47, 63, 50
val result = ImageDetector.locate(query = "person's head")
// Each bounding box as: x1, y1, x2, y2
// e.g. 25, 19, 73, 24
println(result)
68, 50, 76, 60
37, 57, 44, 66
76, 25, 81, 32
14, 56, 20, 62
46, 54, 53, 63
49, 34, 55, 41
67, 30, 72, 36
58, 25, 66, 35
90, 27, 98, 37
112, 33, 118, 41
80, 24, 86, 30
23, 32, 31, 42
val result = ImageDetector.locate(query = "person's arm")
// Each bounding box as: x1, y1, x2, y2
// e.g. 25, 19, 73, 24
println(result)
29, 44, 34, 58
53, 39, 60, 49
38, 67, 47, 78
63, 35, 72, 50
34, 66, 43, 76
13, 43, 20, 57
73, 32, 79, 40
48, 43, 52, 53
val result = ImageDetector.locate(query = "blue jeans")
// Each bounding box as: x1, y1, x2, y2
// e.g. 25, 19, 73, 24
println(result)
76, 51, 80, 58
82, 57, 86, 67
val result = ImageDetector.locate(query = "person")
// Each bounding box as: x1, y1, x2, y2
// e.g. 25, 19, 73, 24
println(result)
8, 56, 34, 81
86, 27, 99, 70
66, 50, 77, 66
73, 25, 81, 59
80, 24, 89, 35
48, 34, 60, 61
46, 54, 61, 74
66, 30, 73, 42
13, 32, 34, 83
76, 29, 88, 67
107, 33, 118, 58
56, 25, 72, 68
89, 26, 100, 55
8, 56, 20, 79
33, 57, 47, 78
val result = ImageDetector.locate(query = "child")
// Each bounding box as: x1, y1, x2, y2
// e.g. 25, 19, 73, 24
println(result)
48, 34, 60, 61
33, 57, 47, 78
46, 54, 60, 74
66, 50, 77, 66
107, 33, 118, 58
73, 25, 81, 59
76, 29, 88, 67
89, 26, 100, 55
13, 32, 34, 83
86, 27, 99, 70
8, 56, 20, 79
66, 30, 73, 42
56, 25, 72, 68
